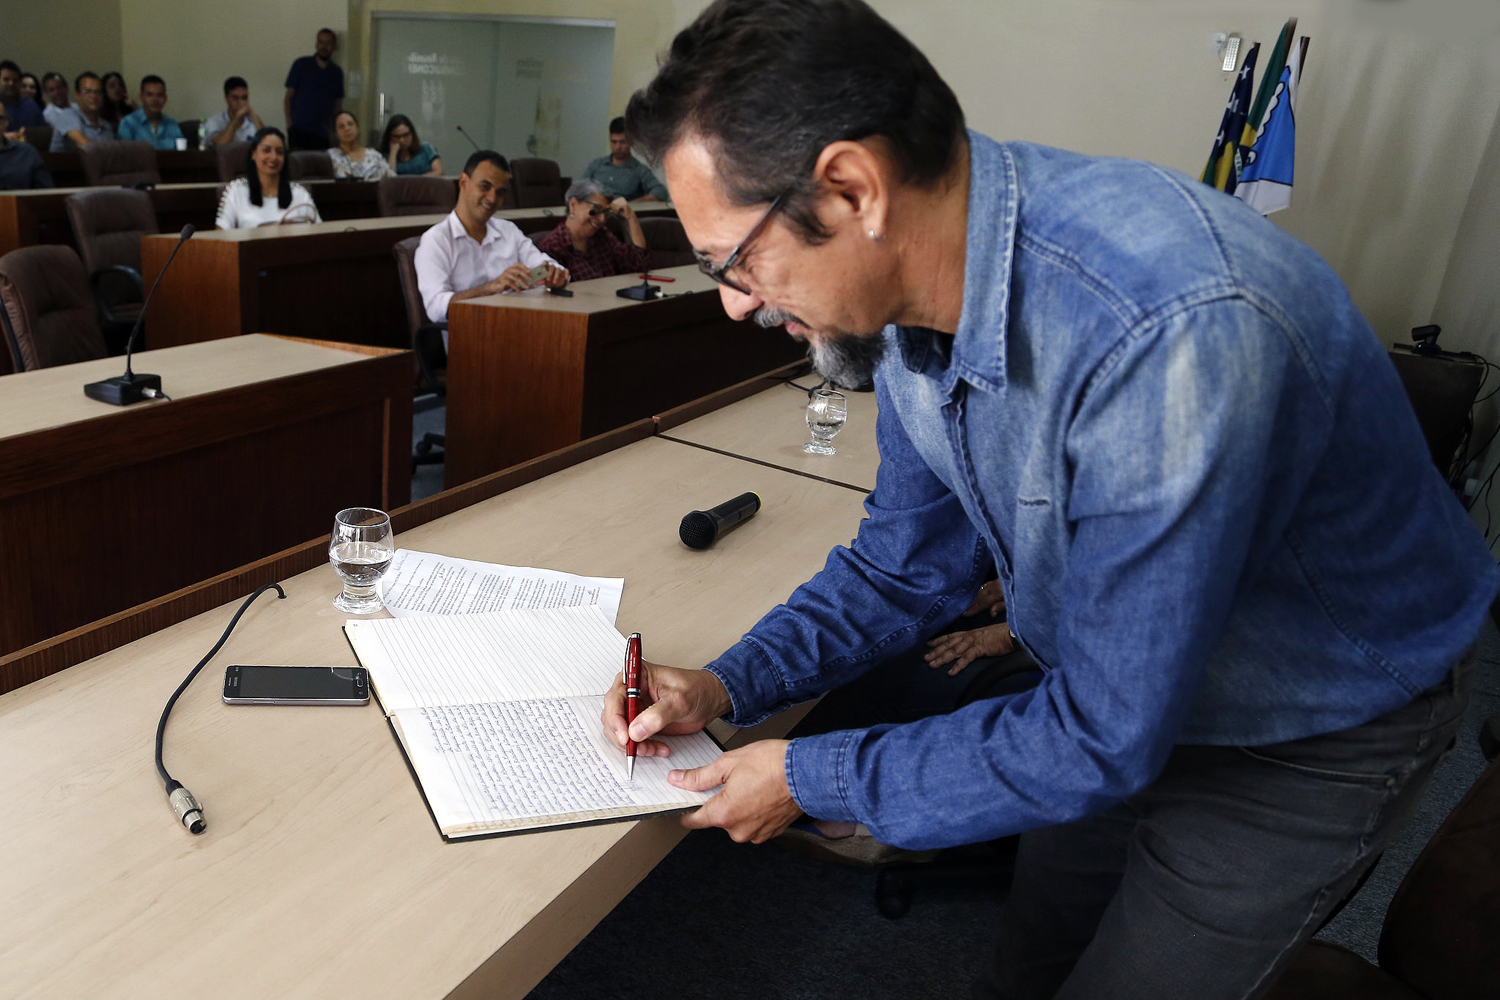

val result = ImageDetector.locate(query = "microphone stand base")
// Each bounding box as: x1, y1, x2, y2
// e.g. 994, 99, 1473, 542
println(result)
84, 372, 162, 406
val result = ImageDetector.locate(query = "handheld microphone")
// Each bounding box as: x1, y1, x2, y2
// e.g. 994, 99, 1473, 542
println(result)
455, 124, 481, 152
84, 224, 194, 406
680, 492, 761, 549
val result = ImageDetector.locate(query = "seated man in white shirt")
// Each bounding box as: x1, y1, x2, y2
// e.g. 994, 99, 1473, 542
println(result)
415, 150, 568, 336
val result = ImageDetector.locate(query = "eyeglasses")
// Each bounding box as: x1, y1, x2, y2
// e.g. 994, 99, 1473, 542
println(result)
585, 204, 610, 217
694, 194, 784, 296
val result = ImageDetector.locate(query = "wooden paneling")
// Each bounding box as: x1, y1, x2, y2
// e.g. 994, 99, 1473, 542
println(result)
0, 418, 652, 693
0, 335, 412, 661
444, 266, 805, 488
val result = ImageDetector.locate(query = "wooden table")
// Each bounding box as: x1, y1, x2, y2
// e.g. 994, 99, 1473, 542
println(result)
660, 377, 881, 492
135, 202, 677, 354
0, 334, 411, 664
0, 180, 386, 257
0, 431, 867, 999
446, 265, 806, 488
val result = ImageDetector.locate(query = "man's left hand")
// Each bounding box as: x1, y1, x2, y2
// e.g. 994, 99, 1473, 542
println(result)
672, 739, 803, 843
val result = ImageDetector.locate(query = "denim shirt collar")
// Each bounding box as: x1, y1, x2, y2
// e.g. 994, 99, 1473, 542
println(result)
894, 131, 1019, 398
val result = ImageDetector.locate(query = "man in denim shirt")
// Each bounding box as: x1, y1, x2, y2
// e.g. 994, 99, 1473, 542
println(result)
603, 2, 1497, 996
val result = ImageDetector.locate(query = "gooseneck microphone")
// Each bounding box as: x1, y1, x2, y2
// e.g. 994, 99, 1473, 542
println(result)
84, 224, 194, 406
455, 124, 481, 152
680, 492, 762, 549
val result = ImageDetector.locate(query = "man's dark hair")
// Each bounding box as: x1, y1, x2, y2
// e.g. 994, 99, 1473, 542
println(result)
140, 74, 165, 91
318, 28, 337, 39
74, 71, 100, 92
462, 150, 509, 178
245, 126, 291, 209
0, 60, 20, 76
378, 113, 419, 156
608, 116, 626, 135
626, 0, 965, 243
223, 75, 248, 95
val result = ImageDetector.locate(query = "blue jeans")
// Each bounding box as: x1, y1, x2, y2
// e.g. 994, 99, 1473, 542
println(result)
975, 652, 1473, 1000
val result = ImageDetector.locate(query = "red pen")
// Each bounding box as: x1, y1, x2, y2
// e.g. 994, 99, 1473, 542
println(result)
624, 632, 642, 780
640, 273, 676, 282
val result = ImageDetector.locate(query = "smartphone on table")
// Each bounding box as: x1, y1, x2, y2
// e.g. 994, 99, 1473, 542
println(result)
222, 665, 369, 706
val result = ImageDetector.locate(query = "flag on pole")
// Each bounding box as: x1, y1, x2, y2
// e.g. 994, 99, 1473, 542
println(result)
1200, 42, 1261, 192
1236, 35, 1310, 215
1236, 18, 1297, 165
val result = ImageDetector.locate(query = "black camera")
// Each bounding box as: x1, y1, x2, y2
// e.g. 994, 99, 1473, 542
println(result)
1411, 324, 1443, 355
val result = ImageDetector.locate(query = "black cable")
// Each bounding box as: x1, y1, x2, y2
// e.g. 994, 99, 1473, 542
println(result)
155, 582, 286, 833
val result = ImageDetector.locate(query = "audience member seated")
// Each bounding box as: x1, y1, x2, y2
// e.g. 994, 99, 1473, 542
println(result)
0, 102, 53, 190
284, 28, 344, 152
534, 178, 650, 282
580, 115, 668, 202
116, 75, 183, 150
205, 76, 262, 146
215, 126, 321, 229
18, 72, 42, 106
0, 61, 45, 130
49, 72, 114, 152
414, 150, 567, 335
39, 72, 71, 128
99, 72, 137, 127
328, 110, 392, 180
381, 114, 442, 176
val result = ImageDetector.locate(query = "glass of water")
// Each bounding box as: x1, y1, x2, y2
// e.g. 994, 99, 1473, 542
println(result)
804, 388, 848, 455
329, 507, 394, 614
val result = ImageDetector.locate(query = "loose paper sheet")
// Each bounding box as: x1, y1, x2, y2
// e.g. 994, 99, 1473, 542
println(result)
346, 605, 628, 713
379, 549, 624, 623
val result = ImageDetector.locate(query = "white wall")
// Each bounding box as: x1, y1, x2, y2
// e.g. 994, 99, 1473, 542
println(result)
118, 0, 348, 132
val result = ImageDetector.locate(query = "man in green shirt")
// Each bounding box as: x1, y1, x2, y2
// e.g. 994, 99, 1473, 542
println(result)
580, 115, 668, 202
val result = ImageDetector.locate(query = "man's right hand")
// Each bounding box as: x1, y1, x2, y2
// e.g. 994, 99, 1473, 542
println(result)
488, 262, 538, 293
601, 660, 732, 758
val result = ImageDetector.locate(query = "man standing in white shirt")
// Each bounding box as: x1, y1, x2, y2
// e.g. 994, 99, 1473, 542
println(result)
415, 150, 568, 328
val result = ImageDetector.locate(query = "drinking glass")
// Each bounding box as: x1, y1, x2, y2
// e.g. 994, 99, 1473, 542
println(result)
804, 388, 848, 455
329, 507, 394, 614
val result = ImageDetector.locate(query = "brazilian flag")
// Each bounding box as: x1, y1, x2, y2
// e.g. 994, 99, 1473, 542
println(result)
1200, 42, 1260, 193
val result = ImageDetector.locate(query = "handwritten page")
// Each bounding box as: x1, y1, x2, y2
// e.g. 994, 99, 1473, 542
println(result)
379, 549, 623, 623
345, 605, 627, 713
392, 695, 721, 836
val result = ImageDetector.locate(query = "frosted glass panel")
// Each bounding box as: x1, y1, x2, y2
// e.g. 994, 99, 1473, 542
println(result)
373, 15, 615, 179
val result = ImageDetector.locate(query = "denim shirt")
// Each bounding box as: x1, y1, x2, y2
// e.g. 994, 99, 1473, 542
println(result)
704, 132, 1498, 850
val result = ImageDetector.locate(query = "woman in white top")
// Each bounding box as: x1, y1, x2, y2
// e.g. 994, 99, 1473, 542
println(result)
215, 126, 322, 229
327, 110, 394, 181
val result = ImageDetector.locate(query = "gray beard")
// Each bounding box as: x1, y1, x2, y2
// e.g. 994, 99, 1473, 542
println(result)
754, 306, 887, 388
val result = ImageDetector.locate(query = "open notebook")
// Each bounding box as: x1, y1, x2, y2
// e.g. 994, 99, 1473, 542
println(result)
343, 605, 723, 841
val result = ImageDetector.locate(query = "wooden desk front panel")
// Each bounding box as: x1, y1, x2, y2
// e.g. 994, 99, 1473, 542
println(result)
0, 183, 384, 257
142, 220, 436, 350
0, 345, 412, 656
445, 290, 804, 488
0, 437, 867, 1000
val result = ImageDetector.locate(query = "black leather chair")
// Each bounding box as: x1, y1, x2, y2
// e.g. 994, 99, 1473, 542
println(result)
377, 176, 458, 218
639, 217, 696, 270
287, 150, 334, 181
392, 235, 446, 466
21, 125, 53, 152
510, 158, 564, 208
215, 141, 249, 182
63, 188, 157, 354
0, 245, 110, 371
177, 118, 200, 149
80, 140, 160, 187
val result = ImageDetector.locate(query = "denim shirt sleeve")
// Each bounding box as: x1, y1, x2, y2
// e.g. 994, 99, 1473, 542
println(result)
704, 373, 990, 727
785, 301, 1296, 845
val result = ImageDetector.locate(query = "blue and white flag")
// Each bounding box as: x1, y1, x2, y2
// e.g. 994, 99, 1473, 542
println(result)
1236, 36, 1309, 215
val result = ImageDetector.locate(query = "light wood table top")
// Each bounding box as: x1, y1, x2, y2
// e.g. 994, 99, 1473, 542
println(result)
0, 435, 865, 999
0, 334, 380, 439
663, 380, 881, 492
462, 262, 719, 315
